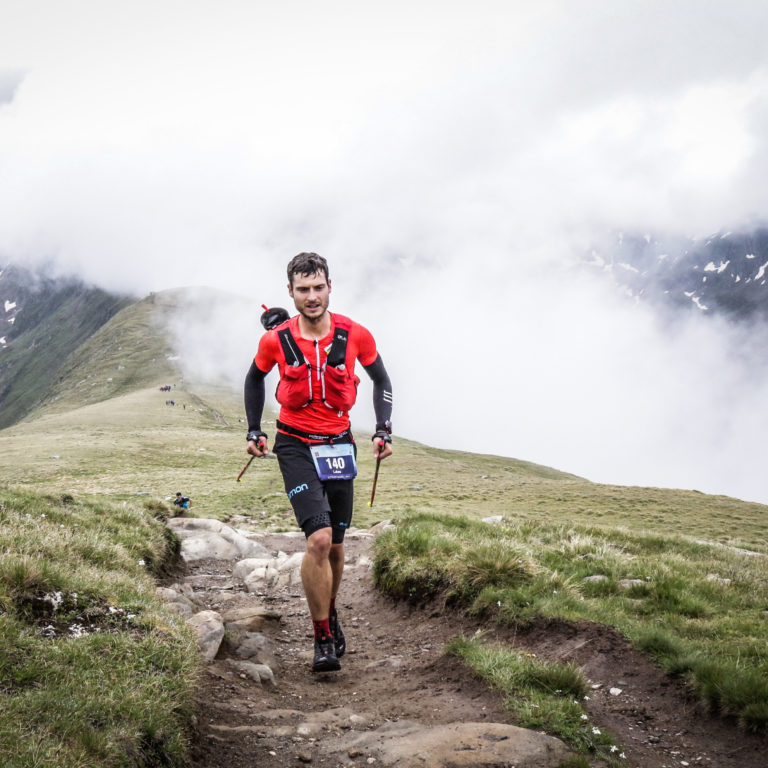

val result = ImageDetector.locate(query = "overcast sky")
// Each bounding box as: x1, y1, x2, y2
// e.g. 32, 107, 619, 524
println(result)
2, 1, 768, 504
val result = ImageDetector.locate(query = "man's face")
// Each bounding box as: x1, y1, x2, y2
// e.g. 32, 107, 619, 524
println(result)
288, 272, 331, 321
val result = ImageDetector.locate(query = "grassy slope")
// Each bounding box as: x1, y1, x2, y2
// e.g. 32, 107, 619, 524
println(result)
4, 285, 765, 553
0, 486, 199, 768
35, 293, 179, 419
4, 385, 765, 553
0, 285, 133, 429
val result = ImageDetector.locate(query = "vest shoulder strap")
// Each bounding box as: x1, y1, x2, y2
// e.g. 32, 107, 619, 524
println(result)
277, 327, 304, 366
326, 327, 349, 367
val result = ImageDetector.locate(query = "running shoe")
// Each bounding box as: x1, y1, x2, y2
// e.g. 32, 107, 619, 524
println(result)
329, 607, 346, 658
312, 637, 340, 673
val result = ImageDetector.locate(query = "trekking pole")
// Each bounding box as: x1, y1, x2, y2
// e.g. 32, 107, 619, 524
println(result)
236, 456, 254, 483
368, 447, 383, 507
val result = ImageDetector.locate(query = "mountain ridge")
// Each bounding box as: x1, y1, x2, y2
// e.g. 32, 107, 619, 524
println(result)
586, 227, 768, 323
0, 264, 133, 428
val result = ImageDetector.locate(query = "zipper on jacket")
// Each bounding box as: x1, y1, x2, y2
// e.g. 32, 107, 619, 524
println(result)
314, 340, 326, 402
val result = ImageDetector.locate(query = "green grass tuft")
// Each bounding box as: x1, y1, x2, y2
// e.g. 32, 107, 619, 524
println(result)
447, 635, 625, 763
0, 486, 199, 767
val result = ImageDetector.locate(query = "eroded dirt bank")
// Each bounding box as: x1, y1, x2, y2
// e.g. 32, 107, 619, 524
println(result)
181, 531, 767, 768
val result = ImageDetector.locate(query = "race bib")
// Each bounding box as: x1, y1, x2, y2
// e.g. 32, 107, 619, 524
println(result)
310, 443, 357, 480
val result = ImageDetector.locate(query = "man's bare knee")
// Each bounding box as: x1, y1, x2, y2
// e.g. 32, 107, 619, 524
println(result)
306, 527, 333, 560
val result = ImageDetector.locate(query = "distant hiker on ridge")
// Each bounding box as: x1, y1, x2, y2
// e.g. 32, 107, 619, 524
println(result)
243, 252, 393, 673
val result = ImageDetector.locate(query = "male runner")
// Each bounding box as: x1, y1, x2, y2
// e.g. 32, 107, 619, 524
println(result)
244, 252, 393, 672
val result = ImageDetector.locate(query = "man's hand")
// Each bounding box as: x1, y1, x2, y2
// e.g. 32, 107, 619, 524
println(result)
373, 436, 393, 460
247, 438, 268, 457
247, 434, 269, 457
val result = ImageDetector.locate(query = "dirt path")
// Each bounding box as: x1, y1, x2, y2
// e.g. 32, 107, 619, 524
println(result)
184, 532, 766, 768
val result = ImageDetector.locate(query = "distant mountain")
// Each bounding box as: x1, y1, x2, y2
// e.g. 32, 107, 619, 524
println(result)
585, 228, 768, 323
0, 265, 133, 429
5, 228, 767, 431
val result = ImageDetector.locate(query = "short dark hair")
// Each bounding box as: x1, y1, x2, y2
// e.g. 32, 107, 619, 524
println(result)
287, 252, 329, 285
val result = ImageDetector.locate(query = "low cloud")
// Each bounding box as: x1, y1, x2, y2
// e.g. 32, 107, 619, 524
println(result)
2, 2, 768, 502
0, 69, 25, 105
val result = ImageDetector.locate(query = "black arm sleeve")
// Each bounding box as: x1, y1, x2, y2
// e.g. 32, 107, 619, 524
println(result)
363, 354, 393, 433
244, 362, 268, 433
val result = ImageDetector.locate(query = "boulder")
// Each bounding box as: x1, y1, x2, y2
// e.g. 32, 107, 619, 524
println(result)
168, 517, 271, 561
164, 600, 196, 616
226, 659, 276, 687
368, 520, 395, 534
332, 720, 572, 767
177, 535, 241, 561
244, 564, 280, 592
618, 579, 646, 590
233, 557, 274, 582
220, 605, 282, 631
276, 551, 304, 572
187, 610, 225, 662
156, 585, 202, 616
234, 631, 277, 668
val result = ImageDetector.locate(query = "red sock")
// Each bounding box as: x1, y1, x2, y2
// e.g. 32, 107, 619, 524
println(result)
313, 618, 332, 640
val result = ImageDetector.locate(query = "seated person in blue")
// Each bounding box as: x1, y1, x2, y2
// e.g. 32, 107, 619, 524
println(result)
173, 492, 191, 509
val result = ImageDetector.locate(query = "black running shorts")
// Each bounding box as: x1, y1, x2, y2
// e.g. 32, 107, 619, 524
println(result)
273, 431, 356, 543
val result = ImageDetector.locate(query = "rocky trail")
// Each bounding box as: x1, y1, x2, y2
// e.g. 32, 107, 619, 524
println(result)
160, 517, 767, 768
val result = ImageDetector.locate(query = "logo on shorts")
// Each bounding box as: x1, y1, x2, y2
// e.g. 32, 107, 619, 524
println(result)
288, 483, 309, 499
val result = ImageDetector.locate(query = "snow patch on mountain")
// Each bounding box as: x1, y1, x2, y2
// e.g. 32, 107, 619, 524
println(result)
684, 291, 709, 311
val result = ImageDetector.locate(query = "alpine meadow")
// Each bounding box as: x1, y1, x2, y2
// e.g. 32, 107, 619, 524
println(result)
1, 285, 767, 768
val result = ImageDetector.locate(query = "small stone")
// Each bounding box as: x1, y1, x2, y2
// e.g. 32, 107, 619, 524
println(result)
349, 714, 369, 726
348, 748, 362, 757
609, 687, 622, 696
297, 752, 312, 763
